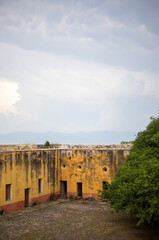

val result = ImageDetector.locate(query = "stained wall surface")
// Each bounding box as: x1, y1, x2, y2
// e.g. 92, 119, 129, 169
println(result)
60, 149, 130, 198
0, 145, 131, 213
0, 150, 61, 213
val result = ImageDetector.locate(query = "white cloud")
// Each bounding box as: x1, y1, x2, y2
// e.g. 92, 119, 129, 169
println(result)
0, 0, 159, 75
0, 42, 158, 105
0, 0, 159, 134
0, 78, 21, 114
0, 42, 158, 133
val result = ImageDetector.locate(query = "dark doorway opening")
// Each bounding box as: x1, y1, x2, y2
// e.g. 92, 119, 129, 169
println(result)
38, 179, 43, 194
25, 188, 30, 207
60, 181, 67, 198
77, 182, 82, 197
6, 184, 12, 201
103, 181, 108, 190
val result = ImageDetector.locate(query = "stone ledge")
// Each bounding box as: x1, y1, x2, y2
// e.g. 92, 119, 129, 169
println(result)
0, 144, 132, 152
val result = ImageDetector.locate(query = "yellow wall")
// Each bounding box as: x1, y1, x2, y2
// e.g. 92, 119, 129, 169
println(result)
0, 150, 61, 212
0, 147, 130, 212
60, 149, 130, 197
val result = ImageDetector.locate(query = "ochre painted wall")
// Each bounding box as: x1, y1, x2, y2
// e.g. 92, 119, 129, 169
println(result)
0, 150, 61, 213
60, 149, 130, 198
0, 147, 130, 213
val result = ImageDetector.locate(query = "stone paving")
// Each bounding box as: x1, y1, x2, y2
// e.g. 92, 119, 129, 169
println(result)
0, 199, 159, 240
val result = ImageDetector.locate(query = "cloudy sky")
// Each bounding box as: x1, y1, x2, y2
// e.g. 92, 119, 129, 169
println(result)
0, 0, 159, 134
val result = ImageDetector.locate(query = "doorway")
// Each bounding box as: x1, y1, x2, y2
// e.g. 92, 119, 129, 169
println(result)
25, 188, 30, 207
60, 181, 67, 197
77, 182, 82, 197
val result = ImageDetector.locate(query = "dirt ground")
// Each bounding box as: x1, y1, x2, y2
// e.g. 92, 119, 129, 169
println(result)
0, 199, 159, 240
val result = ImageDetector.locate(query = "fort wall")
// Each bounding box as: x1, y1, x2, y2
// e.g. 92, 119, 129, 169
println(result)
0, 144, 131, 213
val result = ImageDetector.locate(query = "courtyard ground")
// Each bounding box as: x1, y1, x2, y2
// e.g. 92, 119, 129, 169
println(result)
0, 199, 159, 240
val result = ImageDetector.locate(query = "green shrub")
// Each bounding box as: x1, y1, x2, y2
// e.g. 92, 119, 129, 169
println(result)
44, 141, 50, 148
100, 117, 159, 226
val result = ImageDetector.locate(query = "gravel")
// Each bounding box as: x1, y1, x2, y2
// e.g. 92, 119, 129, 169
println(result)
0, 199, 158, 240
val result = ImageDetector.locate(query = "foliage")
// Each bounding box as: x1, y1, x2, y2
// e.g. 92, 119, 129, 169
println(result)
44, 141, 51, 148
100, 117, 159, 226
120, 141, 129, 144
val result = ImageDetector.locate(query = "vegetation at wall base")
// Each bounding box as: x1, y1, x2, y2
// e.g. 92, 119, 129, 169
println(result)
100, 117, 159, 226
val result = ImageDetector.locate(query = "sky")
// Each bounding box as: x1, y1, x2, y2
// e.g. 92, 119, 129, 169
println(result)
0, 0, 159, 134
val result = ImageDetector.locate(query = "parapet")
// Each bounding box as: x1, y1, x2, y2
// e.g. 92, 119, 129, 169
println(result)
0, 144, 132, 152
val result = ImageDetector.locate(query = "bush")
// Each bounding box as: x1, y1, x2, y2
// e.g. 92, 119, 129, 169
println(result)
100, 117, 159, 226
44, 141, 51, 148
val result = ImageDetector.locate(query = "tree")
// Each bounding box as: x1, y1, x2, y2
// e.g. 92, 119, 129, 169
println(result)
44, 141, 51, 148
100, 117, 159, 226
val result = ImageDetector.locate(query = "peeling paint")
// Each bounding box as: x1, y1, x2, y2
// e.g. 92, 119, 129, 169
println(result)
0, 145, 131, 213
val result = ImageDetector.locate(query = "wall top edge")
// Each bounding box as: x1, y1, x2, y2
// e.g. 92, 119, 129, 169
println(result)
0, 144, 132, 153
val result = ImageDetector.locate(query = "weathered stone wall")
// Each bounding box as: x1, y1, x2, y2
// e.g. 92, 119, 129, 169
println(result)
0, 149, 61, 213
60, 148, 130, 198
0, 144, 131, 213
